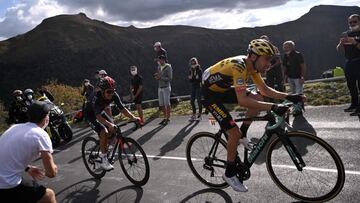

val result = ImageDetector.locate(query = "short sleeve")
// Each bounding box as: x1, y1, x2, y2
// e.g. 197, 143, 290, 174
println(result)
232, 64, 247, 91
251, 72, 266, 86
37, 130, 53, 153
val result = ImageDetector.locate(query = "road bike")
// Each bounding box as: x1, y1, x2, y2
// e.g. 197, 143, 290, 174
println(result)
186, 102, 345, 202
81, 120, 150, 186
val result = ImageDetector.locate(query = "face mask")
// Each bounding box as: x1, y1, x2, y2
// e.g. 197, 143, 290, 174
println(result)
16, 96, 23, 101
42, 115, 49, 129
27, 95, 33, 100
157, 61, 161, 65
84, 82, 89, 86
154, 47, 158, 52
191, 65, 197, 69
131, 70, 137, 76
350, 25, 360, 31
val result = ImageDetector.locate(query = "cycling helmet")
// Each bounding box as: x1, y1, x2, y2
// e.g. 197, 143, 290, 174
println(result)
13, 90, 23, 97
248, 39, 276, 56
98, 76, 116, 91
24, 88, 34, 95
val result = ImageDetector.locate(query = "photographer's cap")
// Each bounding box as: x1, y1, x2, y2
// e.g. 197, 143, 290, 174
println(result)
28, 101, 51, 122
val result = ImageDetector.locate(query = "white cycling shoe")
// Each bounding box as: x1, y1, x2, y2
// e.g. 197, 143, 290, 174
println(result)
222, 174, 248, 192
100, 156, 114, 171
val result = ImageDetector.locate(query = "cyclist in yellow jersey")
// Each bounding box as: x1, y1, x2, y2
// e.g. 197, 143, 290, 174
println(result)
202, 39, 306, 192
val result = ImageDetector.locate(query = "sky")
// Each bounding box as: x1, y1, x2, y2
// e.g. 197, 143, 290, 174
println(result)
0, 0, 359, 41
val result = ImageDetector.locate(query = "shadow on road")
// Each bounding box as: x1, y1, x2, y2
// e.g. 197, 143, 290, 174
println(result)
291, 114, 316, 135
97, 185, 143, 203
154, 120, 199, 160
55, 178, 101, 203
136, 124, 166, 145
179, 188, 233, 203
251, 115, 316, 165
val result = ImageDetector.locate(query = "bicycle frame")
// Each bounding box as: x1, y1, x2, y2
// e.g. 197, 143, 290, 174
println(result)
214, 111, 306, 173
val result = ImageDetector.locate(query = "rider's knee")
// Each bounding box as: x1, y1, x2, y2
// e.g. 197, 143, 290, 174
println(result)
226, 126, 242, 139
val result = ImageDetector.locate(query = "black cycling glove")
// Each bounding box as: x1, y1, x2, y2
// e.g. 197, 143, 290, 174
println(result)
271, 104, 289, 116
285, 94, 303, 104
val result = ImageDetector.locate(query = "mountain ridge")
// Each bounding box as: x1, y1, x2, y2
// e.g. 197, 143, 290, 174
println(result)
0, 5, 359, 105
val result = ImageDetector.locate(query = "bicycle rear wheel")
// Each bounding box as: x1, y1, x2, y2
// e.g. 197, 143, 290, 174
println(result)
266, 131, 345, 202
186, 132, 228, 188
81, 137, 106, 179
119, 137, 150, 186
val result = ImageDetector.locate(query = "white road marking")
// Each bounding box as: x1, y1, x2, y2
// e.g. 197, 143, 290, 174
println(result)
80, 150, 360, 175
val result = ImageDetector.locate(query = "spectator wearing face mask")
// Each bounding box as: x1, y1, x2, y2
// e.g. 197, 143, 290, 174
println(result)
188, 57, 203, 121
23, 89, 35, 107
336, 14, 360, 116
130, 66, 144, 125
82, 79, 95, 103
94, 69, 108, 92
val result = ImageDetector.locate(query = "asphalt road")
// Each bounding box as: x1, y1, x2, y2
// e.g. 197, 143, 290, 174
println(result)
29, 104, 360, 203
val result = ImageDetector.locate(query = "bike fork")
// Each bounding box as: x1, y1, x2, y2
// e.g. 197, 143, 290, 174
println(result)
278, 133, 306, 171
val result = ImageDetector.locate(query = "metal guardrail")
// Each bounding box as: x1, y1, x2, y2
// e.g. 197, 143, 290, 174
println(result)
64, 76, 346, 119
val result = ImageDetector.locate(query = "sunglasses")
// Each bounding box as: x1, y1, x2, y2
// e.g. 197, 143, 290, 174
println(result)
349, 20, 358, 24
105, 89, 115, 94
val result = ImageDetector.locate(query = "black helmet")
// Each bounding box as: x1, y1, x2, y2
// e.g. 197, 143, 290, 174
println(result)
98, 76, 116, 91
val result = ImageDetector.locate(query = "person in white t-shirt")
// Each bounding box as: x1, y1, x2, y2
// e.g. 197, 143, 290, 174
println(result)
0, 101, 58, 203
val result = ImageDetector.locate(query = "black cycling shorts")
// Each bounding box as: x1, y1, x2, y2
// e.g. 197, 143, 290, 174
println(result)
0, 180, 47, 203
202, 87, 239, 131
88, 112, 112, 134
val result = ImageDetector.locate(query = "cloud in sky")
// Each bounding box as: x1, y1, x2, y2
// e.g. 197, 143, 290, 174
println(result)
0, 0, 359, 39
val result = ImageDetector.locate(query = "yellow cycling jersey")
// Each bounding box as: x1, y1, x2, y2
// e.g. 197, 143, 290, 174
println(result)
202, 55, 265, 93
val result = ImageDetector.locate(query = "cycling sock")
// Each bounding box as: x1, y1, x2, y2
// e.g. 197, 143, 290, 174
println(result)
240, 123, 250, 137
225, 161, 237, 177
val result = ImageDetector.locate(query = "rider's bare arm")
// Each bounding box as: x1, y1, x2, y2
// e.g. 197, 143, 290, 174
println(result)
235, 86, 273, 111
40, 151, 58, 178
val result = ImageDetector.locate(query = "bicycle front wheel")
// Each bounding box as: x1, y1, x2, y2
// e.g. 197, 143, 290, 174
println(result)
186, 132, 228, 188
266, 131, 345, 202
81, 137, 106, 179
119, 137, 150, 186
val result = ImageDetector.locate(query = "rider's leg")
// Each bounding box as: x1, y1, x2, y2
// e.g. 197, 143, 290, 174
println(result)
240, 93, 263, 137
99, 129, 108, 154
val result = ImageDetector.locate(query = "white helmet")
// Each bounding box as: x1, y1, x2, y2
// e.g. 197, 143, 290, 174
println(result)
154, 41, 161, 47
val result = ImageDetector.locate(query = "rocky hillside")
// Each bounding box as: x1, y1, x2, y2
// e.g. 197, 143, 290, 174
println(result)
0, 5, 359, 104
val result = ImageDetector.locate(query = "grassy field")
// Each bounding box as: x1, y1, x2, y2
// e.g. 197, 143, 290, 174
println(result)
0, 79, 351, 132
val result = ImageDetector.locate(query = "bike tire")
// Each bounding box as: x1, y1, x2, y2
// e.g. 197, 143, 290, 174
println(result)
186, 132, 228, 189
266, 131, 345, 202
58, 123, 73, 142
119, 137, 150, 186
81, 137, 106, 179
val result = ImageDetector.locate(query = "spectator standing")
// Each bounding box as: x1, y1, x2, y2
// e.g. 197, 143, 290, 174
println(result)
283, 40, 306, 94
94, 69, 108, 92
260, 35, 285, 92
82, 79, 95, 121
130, 66, 144, 125
336, 14, 360, 115
154, 41, 168, 63
82, 79, 95, 103
154, 55, 173, 125
188, 57, 203, 121
0, 101, 58, 203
